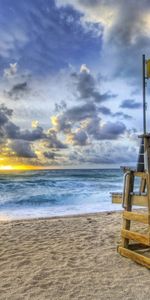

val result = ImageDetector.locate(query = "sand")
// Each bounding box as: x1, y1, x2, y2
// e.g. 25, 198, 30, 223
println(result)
0, 211, 150, 300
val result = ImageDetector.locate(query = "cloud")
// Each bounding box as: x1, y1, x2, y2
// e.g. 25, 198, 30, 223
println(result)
57, 0, 150, 85
19, 127, 46, 141
54, 101, 67, 113
72, 68, 117, 103
3, 122, 20, 139
47, 129, 67, 149
0, 0, 101, 75
0, 110, 8, 126
0, 105, 67, 153
85, 118, 126, 140
66, 103, 97, 121
113, 112, 132, 120
32, 120, 39, 128
120, 99, 142, 109
3, 120, 46, 141
0, 105, 13, 126
98, 106, 112, 115
3, 63, 18, 78
80, 64, 90, 74
0, 26, 28, 59
69, 142, 138, 165
54, 98, 126, 141
52, 102, 97, 133
96, 121, 126, 140
67, 129, 88, 146
10, 140, 37, 158
6, 81, 28, 100
51, 115, 71, 133
43, 151, 55, 159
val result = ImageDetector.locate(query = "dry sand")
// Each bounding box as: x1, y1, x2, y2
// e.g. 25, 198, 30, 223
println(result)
0, 211, 150, 300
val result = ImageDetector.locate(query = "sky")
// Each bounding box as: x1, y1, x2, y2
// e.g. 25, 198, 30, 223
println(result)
0, 0, 150, 169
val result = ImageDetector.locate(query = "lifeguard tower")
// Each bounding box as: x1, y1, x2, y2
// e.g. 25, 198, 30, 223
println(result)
112, 55, 150, 268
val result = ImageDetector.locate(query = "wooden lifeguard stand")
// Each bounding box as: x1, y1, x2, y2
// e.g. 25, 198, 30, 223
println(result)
112, 55, 150, 268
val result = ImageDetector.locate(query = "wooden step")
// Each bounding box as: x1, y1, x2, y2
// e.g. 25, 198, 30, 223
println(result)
123, 211, 149, 224
118, 246, 150, 269
121, 229, 150, 246
112, 193, 148, 207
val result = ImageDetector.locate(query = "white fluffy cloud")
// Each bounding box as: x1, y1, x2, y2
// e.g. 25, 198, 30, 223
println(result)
3, 63, 18, 78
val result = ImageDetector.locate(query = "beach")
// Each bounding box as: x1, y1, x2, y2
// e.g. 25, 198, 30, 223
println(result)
0, 211, 150, 300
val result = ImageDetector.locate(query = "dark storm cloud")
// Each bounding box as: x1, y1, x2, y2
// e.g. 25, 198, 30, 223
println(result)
70, 130, 88, 146
0, 104, 13, 126
66, 103, 96, 121
6, 82, 28, 100
96, 91, 117, 103
120, 99, 142, 109
47, 130, 67, 149
54, 115, 72, 133
19, 127, 46, 141
55, 101, 67, 113
0, 111, 9, 126
85, 118, 126, 140
98, 106, 112, 115
0, 104, 13, 117
3, 122, 20, 139
72, 70, 117, 103
113, 112, 132, 120
54, 97, 126, 141
0, 105, 67, 154
85, 117, 100, 136
96, 121, 126, 140
56, 100, 113, 134
54, 103, 97, 133
3, 121, 46, 141
11, 140, 37, 158
74, 71, 95, 100
43, 151, 55, 159
10, 82, 27, 93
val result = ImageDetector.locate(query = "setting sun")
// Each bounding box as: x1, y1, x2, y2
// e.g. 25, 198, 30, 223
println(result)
0, 165, 13, 171
0, 164, 46, 171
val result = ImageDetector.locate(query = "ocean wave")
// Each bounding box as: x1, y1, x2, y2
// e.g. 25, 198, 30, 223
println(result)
0, 169, 123, 219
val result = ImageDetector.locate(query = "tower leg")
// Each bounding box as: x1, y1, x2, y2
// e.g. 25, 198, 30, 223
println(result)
122, 171, 134, 248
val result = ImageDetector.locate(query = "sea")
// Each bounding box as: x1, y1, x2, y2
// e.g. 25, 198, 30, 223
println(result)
0, 169, 124, 220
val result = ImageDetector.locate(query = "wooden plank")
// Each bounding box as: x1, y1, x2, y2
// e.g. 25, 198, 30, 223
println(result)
121, 168, 147, 178
122, 171, 134, 248
140, 178, 146, 193
118, 246, 150, 269
112, 193, 148, 207
112, 193, 122, 204
123, 211, 149, 224
132, 195, 148, 206
121, 229, 150, 246
134, 172, 147, 178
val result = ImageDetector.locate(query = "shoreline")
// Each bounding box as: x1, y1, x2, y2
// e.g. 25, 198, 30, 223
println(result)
0, 209, 122, 223
0, 210, 150, 299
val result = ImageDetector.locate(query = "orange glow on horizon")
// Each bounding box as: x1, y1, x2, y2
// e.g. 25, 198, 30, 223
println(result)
0, 164, 49, 171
